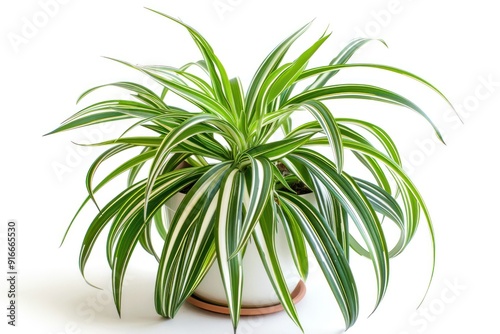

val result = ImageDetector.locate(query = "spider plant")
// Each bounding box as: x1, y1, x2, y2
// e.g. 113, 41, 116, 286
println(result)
48, 8, 453, 333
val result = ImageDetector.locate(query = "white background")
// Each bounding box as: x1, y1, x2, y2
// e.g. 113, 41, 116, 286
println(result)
1, 0, 499, 333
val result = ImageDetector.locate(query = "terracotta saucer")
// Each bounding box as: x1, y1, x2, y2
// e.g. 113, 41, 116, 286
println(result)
186, 280, 306, 316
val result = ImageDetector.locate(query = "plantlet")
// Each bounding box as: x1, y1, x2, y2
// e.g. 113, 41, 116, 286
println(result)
48, 8, 454, 332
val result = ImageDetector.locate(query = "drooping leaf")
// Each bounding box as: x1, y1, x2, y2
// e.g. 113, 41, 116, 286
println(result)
278, 191, 359, 329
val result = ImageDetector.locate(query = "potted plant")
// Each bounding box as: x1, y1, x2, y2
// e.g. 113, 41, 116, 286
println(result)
48, 8, 454, 332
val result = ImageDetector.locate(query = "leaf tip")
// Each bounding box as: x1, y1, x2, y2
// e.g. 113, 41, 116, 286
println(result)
378, 38, 389, 48
83, 276, 103, 290
436, 132, 446, 145
43, 127, 59, 136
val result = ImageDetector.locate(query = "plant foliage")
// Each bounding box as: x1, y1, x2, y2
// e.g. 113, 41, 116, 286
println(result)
48, 9, 453, 332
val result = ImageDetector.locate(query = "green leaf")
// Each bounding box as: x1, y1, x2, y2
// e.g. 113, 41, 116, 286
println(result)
289, 149, 389, 312
276, 199, 308, 280
61, 99, 168, 127
307, 38, 384, 90
278, 191, 358, 329
144, 65, 215, 97
301, 63, 455, 115
342, 139, 435, 304
286, 121, 323, 138
302, 100, 344, 172
155, 163, 231, 317
111, 169, 201, 315
230, 77, 245, 120
145, 114, 222, 218
310, 174, 350, 258
60, 147, 158, 246
138, 218, 160, 261
252, 200, 303, 330
338, 118, 401, 166
245, 21, 312, 123
265, 33, 330, 104
153, 206, 167, 240
77, 81, 167, 109
214, 168, 245, 330
105, 57, 235, 124
285, 84, 444, 143
272, 163, 296, 194
145, 9, 237, 117
231, 156, 274, 257
86, 144, 131, 210
127, 147, 153, 187
354, 177, 404, 228
46, 112, 129, 135
245, 134, 313, 162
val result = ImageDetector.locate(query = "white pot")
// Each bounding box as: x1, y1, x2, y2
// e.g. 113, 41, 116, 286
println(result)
165, 192, 315, 308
